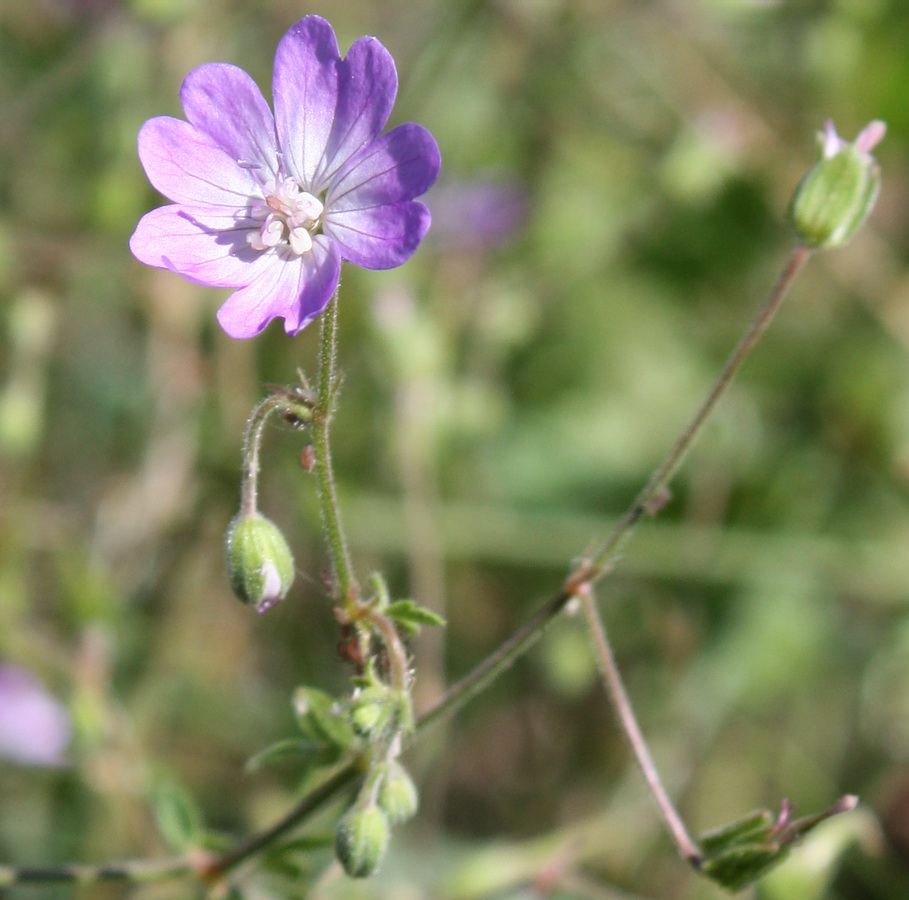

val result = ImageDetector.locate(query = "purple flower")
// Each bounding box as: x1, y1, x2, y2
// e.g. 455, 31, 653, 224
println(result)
0, 664, 71, 767
130, 16, 441, 338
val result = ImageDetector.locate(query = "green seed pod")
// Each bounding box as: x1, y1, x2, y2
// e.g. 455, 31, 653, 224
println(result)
789, 120, 885, 249
335, 804, 390, 878
377, 760, 419, 825
225, 513, 295, 613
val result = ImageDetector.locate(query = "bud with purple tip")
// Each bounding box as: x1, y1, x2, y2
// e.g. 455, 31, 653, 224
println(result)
789, 120, 885, 249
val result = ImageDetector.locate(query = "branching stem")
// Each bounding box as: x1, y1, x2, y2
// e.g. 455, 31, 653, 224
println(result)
1, 243, 813, 888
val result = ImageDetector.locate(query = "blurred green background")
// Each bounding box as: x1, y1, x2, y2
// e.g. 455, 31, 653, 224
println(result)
3, 0, 909, 897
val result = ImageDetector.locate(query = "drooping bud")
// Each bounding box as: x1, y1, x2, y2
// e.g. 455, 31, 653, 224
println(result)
377, 760, 419, 825
789, 120, 885, 249
335, 804, 390, 878
225, 513, 295, 613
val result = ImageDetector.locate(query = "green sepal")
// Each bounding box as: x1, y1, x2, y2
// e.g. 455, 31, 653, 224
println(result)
701, 842, 790, 892
789, 121, 885, 249
335, 805, 390, 878
699, 809, 775, 856
697, 796, 858, 893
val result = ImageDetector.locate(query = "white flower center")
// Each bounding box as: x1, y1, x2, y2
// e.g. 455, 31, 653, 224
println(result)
247, 177, 324, 256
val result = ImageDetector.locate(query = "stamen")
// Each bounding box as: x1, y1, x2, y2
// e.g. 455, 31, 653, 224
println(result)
247, 214, 285, 251
246, 177, 323, 256
296, 192, 324, 220
289, 227, 314, 255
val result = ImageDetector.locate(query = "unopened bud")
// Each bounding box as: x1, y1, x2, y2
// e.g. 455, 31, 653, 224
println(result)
377, 760, 419, 825
789, 120, 885, 249
335, 804, 389, 878
225, 513, 295, 613
350, 685, 395, 738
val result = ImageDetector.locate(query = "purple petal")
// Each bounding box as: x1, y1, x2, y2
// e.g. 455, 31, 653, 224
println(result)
326, 201, 431, 269
272, 17, 342, 188
312, 34, 398, 188
0, 664, 71, 767
138, 117, 261, 207
326, 123, 441, 211
130, 204, 273, 287
216, 236, 341, 338
180, 63, 278, 180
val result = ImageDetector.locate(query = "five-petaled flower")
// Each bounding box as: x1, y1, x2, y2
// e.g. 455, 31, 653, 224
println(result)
130, 16, 441, 338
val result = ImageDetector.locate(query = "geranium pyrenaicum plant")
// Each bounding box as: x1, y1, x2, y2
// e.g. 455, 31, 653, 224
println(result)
129, 16, 441, 338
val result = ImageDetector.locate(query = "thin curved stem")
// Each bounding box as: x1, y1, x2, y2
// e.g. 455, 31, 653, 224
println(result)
578, 585, 701, 864
240, 394, 289, 516
239, 389, 314, 517
578, 242, 812, 586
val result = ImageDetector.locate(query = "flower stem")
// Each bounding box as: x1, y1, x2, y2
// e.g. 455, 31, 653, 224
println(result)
240, 394, 287, 516
566, 241, 812, 593
311, 292, 358, 604
577, 584, 701, 864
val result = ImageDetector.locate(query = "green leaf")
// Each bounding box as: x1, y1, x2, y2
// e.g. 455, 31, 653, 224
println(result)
292, 686, 357, 751
151, 779, 204, 853
385, 599, 447, 632
245, 737, 341, 773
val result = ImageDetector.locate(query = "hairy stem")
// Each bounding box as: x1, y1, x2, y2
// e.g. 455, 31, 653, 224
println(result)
239, 394, 287, 516
311, 292, 358, 604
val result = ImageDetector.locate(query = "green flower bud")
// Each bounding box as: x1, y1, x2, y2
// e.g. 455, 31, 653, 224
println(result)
350, 685, 395, 738
789, 120, 885, 249
335, 804, 390, 878
377, 760, 419, 825
225, 513, 295, 613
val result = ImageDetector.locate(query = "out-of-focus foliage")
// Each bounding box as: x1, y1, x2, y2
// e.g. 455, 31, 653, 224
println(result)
2, 0, 909, 897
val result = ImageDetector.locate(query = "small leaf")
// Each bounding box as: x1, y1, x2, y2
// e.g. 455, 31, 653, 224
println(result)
245, 737, 341, 773
385, 599, 446, 631
152, 779, 204, 853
